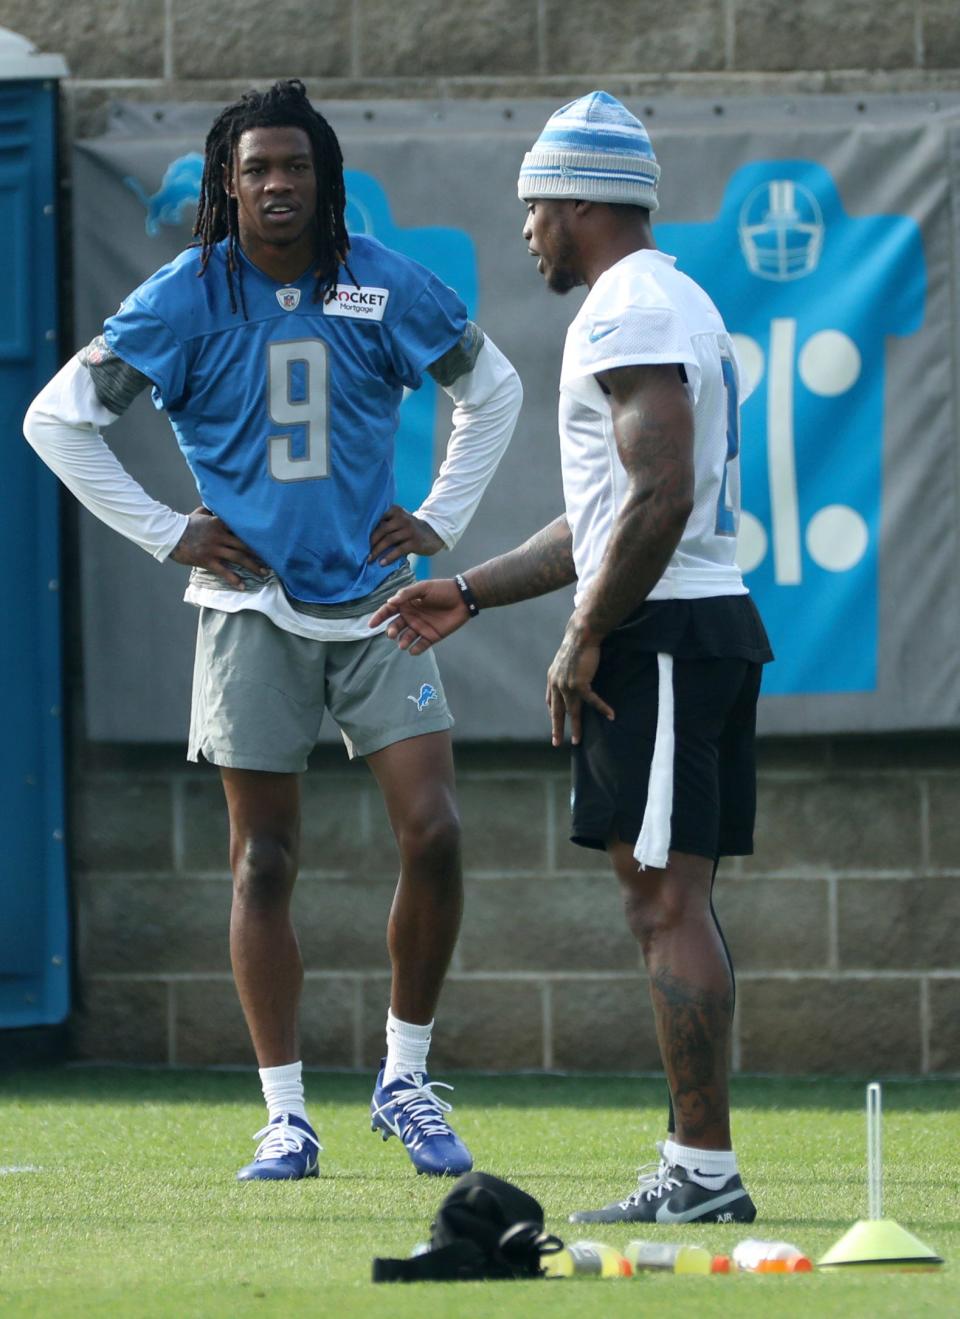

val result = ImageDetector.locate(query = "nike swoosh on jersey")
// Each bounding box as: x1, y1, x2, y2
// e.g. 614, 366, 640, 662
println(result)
588, 323, 619, 342
655, 1188, 746, 1224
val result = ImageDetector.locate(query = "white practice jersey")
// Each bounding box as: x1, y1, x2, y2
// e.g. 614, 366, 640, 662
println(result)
559, 249, 751, 606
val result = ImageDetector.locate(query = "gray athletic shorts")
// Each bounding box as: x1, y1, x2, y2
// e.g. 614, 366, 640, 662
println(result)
187, 607, 454, 773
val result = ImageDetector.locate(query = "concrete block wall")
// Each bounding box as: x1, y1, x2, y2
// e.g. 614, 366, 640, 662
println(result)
5, 0, 960, 139
72, 739, 960, 1074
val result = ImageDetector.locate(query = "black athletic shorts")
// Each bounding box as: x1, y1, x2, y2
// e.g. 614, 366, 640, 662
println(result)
570, 595, 773, 863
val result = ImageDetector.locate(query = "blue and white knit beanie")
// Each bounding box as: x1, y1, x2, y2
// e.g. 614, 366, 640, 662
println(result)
517, 90, 660, 211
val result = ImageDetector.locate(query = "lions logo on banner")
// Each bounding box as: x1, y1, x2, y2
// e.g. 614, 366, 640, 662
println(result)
124, 153, 204, 236
659, 161, 926, 696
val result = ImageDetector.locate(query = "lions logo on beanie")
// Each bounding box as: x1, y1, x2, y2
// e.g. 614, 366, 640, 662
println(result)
518, 90, 660, 211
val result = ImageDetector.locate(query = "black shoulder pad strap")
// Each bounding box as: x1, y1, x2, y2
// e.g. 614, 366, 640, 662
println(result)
427, 321, 485, 388
78, 335, 153, 416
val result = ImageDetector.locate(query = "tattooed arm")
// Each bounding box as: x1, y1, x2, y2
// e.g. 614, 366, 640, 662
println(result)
367, 514, 577, 654
546, 362, 694, 746
465, 513, 576, 605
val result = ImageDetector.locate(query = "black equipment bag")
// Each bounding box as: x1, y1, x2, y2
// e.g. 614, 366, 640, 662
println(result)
372, 1170, 562, 1283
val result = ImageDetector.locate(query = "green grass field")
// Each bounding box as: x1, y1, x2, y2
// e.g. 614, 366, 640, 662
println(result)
0, 1068, 956, 1317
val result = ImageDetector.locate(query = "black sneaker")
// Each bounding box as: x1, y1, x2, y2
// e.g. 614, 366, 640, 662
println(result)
569, 1159, 757, 1225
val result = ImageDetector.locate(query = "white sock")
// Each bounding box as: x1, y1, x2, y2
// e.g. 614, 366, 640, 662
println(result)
259, 1060, 308, 1123
384, 1010, 432, 1084
664, 1139, 737, 1183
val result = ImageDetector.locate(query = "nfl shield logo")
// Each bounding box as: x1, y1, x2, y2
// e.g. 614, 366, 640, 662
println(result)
276, 287, 301, 311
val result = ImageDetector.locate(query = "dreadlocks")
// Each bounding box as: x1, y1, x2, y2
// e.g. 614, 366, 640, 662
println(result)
193, 78, 353, 316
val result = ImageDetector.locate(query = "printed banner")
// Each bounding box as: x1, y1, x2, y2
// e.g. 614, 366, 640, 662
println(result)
660, 159, 926, 698
72, 98, 960, 739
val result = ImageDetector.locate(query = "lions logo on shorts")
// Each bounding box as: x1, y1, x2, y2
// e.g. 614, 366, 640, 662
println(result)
407, 683, 438, 713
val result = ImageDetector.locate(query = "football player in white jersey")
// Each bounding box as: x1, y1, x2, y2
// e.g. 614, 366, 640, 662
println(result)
371, 91, 773, 1225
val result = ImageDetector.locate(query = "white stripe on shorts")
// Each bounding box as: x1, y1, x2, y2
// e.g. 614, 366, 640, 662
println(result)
634, 652, 674, 870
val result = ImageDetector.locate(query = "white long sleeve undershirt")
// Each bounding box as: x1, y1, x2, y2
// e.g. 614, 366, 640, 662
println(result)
414, 334, 522, 549
23, 357, 189, 561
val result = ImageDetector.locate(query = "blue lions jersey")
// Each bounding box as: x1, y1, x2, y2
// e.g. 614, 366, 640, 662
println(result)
103, 235, 467, 603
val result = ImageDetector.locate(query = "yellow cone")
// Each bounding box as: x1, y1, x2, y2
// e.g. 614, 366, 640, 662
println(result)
818, 1219, 944, 1271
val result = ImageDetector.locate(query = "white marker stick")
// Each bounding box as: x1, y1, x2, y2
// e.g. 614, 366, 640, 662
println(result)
867, 1081, 883, 1220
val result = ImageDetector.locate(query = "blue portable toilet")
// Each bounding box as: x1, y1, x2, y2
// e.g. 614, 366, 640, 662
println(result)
0, 29, 70, 1030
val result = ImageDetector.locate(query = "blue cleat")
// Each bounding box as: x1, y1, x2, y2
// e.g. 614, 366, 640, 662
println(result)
370, 1059, 473, 1176
236, 1112, 321, 1181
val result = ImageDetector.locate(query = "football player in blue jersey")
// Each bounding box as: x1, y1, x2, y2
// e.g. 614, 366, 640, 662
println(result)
25, 79, 522, 1181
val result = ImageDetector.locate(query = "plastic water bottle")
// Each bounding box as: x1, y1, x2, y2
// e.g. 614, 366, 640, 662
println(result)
625, 1241, 729, 1274
732, 1238, 812, 1273
542, 1240, 633, 1278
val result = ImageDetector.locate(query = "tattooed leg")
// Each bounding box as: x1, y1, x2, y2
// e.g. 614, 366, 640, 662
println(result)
664, 859, 733, 1136
609, 840, 733, 1150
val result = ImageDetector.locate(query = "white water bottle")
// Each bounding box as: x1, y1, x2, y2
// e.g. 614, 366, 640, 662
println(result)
733, 1238, 812, 1273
